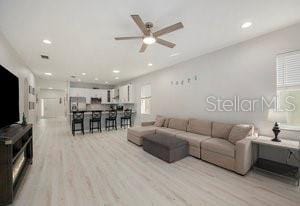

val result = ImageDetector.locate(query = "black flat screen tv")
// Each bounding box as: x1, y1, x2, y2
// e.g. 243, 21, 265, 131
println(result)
0, 65, 19, 129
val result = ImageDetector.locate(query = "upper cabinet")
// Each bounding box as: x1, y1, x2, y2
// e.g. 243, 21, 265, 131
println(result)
128, 84, 134, 103
100, 89, 107, 103
69, 84, 134, 104
69, 88, 87, 98
118, 84, 134, 103
105, 89, 118, 103
118, 86, 126, 103
69, 88, 106, 104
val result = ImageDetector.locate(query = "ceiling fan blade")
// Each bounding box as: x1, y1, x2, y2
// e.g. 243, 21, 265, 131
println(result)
131, 15, 149, 35
115, 36, 143, 40
139, 43, 147, 53
156, 38, 176, 48
153, 22, 184, 37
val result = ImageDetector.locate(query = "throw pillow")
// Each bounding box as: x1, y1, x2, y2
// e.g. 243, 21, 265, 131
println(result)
163, 118, 170, 127
212, 122, 234, 139
228, 125, 252, 144
154, 116, 165, 127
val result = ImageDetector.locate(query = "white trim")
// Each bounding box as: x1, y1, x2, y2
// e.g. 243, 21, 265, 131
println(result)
280, 124, 300, 131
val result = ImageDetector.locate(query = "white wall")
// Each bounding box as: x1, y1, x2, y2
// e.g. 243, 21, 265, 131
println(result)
0, 31, 36, 124
70, 81, 112, 89
128, 23, 300, 140
37, 78, 68, 90
36, 78, 69, 119
38, 89, 67, 118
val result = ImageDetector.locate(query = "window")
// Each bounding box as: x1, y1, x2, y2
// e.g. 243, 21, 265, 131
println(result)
141, 84, 151, 114
276, 51, 300, 126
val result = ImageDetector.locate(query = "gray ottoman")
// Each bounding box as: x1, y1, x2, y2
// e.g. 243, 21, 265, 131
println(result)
143, 133, 188, 163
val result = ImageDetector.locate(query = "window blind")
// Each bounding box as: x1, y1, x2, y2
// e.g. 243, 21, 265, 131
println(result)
277, 51, 300, 88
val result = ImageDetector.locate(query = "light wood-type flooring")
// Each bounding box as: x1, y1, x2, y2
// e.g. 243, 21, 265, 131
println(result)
12, 118, 300, 206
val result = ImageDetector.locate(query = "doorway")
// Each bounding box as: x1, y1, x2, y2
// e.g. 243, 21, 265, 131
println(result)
41, 98, 64, 118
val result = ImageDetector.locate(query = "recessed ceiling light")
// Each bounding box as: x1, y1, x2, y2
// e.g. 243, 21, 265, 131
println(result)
170, 53, 180, 57
43, 39, 52, 44
44, 72, 52, 76
241, 22, 252, 29
48, 87, 53, 90
78, 79, 81, 82
148, 63, 153, 66
105, 81, 109, 84
82, 73, 86, 76
113, 70, 120, 73
95, 78, 98, 80
115, 77, 119, 80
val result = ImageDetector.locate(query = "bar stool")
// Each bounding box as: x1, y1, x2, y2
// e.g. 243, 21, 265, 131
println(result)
105, 110, 117, 130
90, 111, 102, 133
121, 109, 132, 128
72, 111, 84, 136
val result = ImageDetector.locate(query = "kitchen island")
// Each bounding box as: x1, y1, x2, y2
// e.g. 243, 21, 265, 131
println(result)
69, 110, 136, 132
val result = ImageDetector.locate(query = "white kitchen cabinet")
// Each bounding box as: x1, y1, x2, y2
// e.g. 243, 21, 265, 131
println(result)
69, 88, 77, 97
90, 89, 97, 98
119, 86, 125, 103
70, 88, 86, 97
80, 88, 89, 103
93, 89, 101, 98
69, 88, 79, 97
118, 86, 125, 103
89, 89, 106, 103
118, 84, 134, 103
98, 89, 107, 103
102, 89, 119, 104
110, 89, 119, 103
69, 88, 108, 104
128, 84, 134, 103
104, 90, 108, 103
102, 90, 109, 104
86, 91, 91, 104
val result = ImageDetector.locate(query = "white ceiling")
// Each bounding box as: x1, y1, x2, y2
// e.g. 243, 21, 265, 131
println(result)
1, 0, 300, 85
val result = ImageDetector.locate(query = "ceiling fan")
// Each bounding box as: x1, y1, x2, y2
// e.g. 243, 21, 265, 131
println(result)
114, 15, 184, 52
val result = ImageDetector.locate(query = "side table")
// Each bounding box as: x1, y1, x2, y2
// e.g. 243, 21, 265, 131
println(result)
252, 136, 300, 186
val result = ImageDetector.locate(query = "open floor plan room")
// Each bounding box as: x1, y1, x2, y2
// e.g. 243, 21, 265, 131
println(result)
0, 0, 300, 205
12, 119, 300, 206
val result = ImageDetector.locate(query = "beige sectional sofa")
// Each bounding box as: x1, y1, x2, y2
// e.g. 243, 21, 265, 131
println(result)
127, 117, 257, 175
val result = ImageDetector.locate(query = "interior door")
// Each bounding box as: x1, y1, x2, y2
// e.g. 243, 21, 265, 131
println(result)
42, 98, 64, 118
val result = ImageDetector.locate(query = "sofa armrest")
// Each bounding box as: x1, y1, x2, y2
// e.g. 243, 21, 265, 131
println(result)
235, 136, 258, 175
141, 121, 155, 127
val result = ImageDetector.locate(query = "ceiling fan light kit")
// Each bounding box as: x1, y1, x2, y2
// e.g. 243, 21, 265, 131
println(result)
143, 35, 156, 45
115, 14, 183, 52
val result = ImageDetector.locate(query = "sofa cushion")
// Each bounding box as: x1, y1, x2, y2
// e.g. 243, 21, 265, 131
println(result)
156, 127, 183, 136
176, 132, 211, 148
211, 122, 234, 140
187, 119, 212, 136
163, 118, 170, 127
201, 149, 235, 171
201, 138, 235, 158
154, 116, 165, 127
228, 125, 253, 144
237, 124, 255, 136
168, 118, 188, 131
128, 126, 156, 137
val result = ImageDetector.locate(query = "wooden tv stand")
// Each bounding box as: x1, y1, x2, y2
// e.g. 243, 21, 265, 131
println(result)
0, 124, 33, 205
